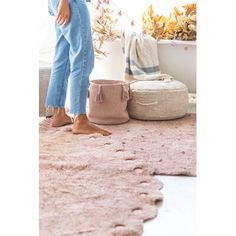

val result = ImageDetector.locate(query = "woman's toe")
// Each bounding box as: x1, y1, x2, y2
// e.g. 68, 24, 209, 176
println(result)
101, 129, 111, 136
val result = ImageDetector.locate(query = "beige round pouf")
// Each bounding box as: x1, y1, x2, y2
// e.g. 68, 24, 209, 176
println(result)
128, 80, 189, 120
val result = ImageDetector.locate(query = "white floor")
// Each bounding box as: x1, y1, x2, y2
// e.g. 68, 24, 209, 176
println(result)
143, 176, 196, 236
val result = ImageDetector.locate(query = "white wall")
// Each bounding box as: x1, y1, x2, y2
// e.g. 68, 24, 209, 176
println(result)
39, 0, 196, 61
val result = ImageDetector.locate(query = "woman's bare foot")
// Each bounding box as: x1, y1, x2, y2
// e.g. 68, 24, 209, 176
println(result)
51, 108, 73, 127
72, 114, 111, 136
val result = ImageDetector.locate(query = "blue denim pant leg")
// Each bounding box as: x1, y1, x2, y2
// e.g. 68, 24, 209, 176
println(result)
45, 25, 70, 109
45, 0, 95, 115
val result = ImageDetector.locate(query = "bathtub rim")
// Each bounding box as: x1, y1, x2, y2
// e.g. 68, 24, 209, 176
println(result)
157, 39, 196, 46
102, 38, 196, 46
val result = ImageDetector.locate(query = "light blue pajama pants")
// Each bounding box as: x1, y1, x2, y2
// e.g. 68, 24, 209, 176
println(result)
46, 0, 94, 115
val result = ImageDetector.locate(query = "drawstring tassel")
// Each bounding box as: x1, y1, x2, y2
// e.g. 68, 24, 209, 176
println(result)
122, 85, 130, 102
95, 85, 104, 103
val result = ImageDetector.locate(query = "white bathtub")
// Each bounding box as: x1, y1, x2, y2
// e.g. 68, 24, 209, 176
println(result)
90, 39, 196, 93
157, 40, 196, 93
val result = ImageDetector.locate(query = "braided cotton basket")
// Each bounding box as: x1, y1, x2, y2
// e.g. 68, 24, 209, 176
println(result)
128, 79, 189, 120
88, 80, 131, 125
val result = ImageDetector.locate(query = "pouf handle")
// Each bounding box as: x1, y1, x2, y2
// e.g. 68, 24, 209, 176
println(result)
136, 101, 159, 106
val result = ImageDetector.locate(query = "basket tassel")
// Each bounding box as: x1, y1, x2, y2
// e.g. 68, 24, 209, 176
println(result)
95, 85, 104, 103
122, 85, 130, 102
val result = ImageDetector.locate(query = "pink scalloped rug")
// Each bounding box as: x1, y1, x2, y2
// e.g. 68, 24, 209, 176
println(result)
40, 114, 196, 236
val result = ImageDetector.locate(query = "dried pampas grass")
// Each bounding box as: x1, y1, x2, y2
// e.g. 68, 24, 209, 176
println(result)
142, 3, 197, 41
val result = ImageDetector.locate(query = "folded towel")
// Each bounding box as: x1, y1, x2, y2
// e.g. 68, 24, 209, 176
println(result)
121, 32, 173, 82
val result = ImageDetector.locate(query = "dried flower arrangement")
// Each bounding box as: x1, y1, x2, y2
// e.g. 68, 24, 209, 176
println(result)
142, 3, 197, 40
91, 0, 121, 57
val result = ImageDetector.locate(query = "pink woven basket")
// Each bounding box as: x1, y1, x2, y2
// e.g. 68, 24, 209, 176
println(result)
87, 80, 131, 125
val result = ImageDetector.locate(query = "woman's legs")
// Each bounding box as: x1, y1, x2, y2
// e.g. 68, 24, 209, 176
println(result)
46, 0, 110, 135
45, 23, 70, 109
60, 0, 94, 115
45, 22, 73, 127
55, 0, 111, 135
